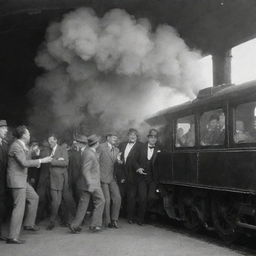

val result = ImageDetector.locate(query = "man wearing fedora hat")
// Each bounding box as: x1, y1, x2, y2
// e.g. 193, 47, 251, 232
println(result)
69, 134, 105, 233
133, 128, 162, 225
0, 120, 8, 241
98, 132, 122, 228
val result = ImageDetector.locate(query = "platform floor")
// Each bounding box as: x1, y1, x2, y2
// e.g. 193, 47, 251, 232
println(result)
0, 219, 247, 256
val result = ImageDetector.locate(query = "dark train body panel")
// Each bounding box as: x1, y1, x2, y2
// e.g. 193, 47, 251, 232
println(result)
146, 81, 256, 240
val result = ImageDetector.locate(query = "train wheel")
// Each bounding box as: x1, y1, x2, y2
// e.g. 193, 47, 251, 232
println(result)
179, 194, 202, 231
211, 195, 238, 243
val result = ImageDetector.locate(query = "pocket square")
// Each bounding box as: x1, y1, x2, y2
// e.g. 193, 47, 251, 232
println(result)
58, 157, 65, 160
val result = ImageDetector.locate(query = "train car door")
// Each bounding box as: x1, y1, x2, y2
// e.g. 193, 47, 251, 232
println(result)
198, 106, 228, 187
173, 114, 198, 184
226, 99, 256, 191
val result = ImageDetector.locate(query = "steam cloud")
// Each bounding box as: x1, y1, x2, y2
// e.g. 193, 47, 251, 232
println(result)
29, 8, 206, 140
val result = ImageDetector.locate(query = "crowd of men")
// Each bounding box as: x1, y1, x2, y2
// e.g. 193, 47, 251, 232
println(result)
0, 120, 161, 244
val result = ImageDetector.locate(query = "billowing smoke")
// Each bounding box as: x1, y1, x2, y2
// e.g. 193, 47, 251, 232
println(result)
29, 8, 206, 140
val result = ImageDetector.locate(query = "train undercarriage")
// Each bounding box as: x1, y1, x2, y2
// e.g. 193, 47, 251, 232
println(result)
160, 184, 256, 242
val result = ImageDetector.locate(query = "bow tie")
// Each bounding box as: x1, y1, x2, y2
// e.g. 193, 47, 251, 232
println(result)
148, 145, 155, 149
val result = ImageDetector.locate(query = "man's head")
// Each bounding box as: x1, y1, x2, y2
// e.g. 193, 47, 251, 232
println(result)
236, 120, 245, 132
218, 113, 225, 128
208, 114, 219, 130
127, 128, 138, 143
0, 120, 8, 140
88, 134, 100, 149
13, 125, 30, 144
177, 127, 184, 138
75, 134, 88, 150
48, 134, 58, 149
147, 129, 158, 146
106, 132, 118, 146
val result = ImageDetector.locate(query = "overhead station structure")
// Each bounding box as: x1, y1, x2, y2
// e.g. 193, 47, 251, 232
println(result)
0, 0, 256, 123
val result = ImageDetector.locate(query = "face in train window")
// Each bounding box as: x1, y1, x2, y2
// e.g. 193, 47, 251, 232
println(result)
200, 109, 225, 146
233, 102, 256, 144
176, 115, 195, 147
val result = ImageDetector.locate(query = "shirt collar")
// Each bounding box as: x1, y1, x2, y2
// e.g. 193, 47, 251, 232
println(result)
107, 142, 112, 149
90, 147, 96, 152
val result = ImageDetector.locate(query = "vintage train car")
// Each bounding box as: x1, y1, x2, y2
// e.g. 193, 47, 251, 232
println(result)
146, 81, 256, 241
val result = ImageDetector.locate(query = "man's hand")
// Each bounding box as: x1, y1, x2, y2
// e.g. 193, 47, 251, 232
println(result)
117, 153, 123, 164
136, 168, 147, 175
40, 156, 53, 164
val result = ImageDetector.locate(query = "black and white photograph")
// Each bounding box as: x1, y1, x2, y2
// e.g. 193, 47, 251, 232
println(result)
1, 1, 256, 255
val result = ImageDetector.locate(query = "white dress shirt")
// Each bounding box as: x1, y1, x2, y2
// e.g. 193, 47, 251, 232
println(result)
147, 144, 155, 160
124, 142, 135, 163
50, 144, 58, 157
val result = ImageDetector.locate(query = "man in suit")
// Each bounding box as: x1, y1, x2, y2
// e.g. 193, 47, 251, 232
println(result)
118, 128, 142, 224
134, 128, 161, 225
7, 125, 52, 244
98, 132, 121, 228
69, 134, 105, 233
0, 120, 8, 241
47, 135, 76, 230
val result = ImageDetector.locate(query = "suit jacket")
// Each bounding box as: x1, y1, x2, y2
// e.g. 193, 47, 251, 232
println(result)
135, 143, 162, 183
98, 142, 119, 184
7, 140, 40, 189
49, 145, 69, 190
77, 148, 101, 191
118, 141, 142, 184
0, 140, 8, 195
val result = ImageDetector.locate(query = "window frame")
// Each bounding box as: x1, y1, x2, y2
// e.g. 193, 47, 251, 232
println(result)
174, 114, 196, 150
198, 105, 227, 149
230, 100, 256, 148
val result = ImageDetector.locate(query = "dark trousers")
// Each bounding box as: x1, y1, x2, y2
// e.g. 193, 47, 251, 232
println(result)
36, 183, 50, 222
127, 181, 157, 223
50, 188, 76, 224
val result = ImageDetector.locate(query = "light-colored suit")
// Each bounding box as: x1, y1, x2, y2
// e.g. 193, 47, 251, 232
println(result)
98, 142, 121, 224
7, 140, 40, 239
49, 145, 75, 223
72, 148, 105, 228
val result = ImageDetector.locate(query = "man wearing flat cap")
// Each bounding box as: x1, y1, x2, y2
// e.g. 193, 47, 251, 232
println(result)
98, 132, 122, 228
69, 134, 105, 233
134, 128, 162, 225
0, 120, 8, 241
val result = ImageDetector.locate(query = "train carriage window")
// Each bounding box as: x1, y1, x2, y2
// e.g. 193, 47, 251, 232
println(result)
200, 109, 225, 146
233, 102, 256, 144
176, 115, 195, 147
